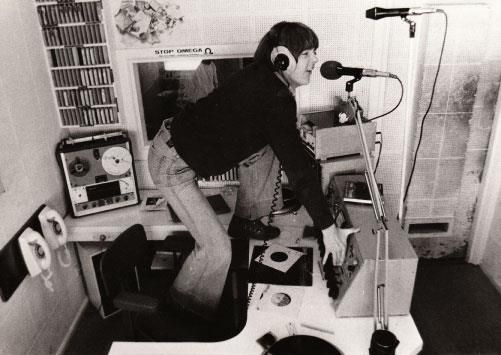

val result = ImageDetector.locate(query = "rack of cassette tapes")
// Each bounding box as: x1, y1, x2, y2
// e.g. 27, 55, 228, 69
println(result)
35, 0, 118, 127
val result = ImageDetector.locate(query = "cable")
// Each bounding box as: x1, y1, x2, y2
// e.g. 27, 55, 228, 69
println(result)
374, 132, 383, 174
267, 167, 283, 227
366, 76, 404, 121
247, 167, 283, 306
403, 10, 448, 202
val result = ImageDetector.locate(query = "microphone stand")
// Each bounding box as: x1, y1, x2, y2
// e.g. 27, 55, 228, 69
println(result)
344, 79, 400, 354
402, 16, 416, 38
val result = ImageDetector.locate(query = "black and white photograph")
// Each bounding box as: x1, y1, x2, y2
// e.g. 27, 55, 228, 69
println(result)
2, 1, 501, 354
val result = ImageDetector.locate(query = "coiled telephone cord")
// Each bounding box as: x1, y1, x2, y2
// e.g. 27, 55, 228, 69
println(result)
247, 167, 283, 306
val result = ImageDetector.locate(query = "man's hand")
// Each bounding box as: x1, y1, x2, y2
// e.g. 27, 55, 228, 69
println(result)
322, 225, 360, 266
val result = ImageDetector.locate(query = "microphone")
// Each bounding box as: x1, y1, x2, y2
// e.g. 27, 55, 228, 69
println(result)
320, 61, 396, 80
366, 7, 439, 20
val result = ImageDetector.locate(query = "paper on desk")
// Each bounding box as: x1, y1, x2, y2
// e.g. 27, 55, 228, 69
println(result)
255, 285, 305, 318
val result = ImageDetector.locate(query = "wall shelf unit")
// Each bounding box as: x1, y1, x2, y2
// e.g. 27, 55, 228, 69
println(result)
35, 0, 119, 127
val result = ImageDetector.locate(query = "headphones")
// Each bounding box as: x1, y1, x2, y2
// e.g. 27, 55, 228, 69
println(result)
269, 24, 296, 74
271, 46, 296, 74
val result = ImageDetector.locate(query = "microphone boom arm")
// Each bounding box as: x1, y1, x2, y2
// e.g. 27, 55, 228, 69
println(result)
344, 83, 390, 333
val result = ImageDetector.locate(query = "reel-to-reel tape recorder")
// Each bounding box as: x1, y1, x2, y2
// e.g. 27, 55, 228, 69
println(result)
57, 132, 140, 217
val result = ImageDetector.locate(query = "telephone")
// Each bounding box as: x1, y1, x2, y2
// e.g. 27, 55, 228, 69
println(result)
18, 227, 54, 292
38, 206, 71, 267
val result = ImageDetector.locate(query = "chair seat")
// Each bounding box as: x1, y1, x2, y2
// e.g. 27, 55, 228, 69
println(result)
113, 291, 159, 314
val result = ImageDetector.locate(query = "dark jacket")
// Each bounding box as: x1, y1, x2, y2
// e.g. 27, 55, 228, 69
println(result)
171, 61, 334, 229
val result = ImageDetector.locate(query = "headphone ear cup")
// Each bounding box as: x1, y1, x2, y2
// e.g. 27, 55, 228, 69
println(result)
274, 54, 289, 71
271, 46, 296, 73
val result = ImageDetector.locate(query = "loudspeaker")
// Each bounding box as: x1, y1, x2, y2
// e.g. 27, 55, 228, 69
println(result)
271, 46, 296, 73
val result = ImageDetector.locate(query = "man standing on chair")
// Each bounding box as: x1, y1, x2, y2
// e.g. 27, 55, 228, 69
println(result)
148, 21, 350, 320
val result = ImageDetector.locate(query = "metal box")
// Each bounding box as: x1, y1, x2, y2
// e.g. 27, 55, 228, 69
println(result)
299, 110, 377, 161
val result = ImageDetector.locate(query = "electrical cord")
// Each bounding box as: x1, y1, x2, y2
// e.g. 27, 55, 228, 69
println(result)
366, 76, 404, 121
374, 132, 383, 174
247, 167, 283, 306
267, 167, 283, 227
403, 10, 448, 202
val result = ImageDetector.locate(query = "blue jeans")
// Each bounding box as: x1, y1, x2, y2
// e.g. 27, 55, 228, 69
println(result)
148, 120, 281, 319
235, 142, 283, 220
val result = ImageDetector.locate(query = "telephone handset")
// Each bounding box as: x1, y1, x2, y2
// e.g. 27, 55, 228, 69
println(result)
18, 228, 54, 292
38, 206, 71, 267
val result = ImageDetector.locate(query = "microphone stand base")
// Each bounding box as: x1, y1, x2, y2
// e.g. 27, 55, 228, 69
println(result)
370, 329, 400, 355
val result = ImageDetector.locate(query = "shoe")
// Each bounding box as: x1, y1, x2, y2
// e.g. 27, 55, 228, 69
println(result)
228, 215, 280, 240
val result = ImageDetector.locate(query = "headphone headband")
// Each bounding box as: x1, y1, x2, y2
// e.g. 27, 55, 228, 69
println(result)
268, 23, 298, 75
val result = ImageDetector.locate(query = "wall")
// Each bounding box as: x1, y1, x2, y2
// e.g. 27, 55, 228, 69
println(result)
373, 1, 501, 258
476, 44, 501, 292
481, 192, 501, 293
0, 1, 86, 354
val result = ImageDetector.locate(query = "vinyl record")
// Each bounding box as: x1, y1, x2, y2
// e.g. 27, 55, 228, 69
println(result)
264, 335, 341, 355
270, 292, 291, 306
255, 286, 305, 318
68, 157, 90, 177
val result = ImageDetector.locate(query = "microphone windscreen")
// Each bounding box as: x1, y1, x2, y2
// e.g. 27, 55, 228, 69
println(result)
320, 61, 343, 80
366, 7, 378, 19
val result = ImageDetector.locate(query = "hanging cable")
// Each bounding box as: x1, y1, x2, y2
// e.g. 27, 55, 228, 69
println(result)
267, 167, 283, 226
403, 10, 448, 202
367, 76, 404, 121
374, 132, 383, 174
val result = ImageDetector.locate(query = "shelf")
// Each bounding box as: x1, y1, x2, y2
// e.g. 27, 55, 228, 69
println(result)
54, 84, 113, 90
35, 0, 101, 5
45, 43, 107, 49
58, 106, 118, 126
35, 0, 119, 127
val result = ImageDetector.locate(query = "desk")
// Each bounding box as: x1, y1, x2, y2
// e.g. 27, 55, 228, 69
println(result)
65, 188, 422, 355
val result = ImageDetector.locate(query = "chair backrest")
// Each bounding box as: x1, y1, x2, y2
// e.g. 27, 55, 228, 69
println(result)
99, 224, 153, 301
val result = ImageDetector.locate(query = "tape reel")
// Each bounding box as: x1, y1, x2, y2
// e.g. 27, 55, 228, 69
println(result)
271, 46, 296, 73
68, 157, 90, 177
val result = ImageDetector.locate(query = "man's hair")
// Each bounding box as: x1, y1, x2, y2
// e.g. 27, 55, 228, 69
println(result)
254, 21, 319, 71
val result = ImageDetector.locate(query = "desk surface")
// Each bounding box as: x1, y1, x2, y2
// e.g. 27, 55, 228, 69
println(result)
66, 188, 248, 242
65, 188, 422, 355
